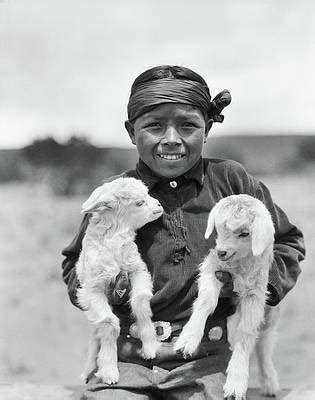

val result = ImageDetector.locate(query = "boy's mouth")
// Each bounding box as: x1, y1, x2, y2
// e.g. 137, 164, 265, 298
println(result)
157, 153, 186, 161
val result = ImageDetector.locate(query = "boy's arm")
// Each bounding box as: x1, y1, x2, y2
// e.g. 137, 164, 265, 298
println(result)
61, 214, 90, 309
256, 181, 305, 305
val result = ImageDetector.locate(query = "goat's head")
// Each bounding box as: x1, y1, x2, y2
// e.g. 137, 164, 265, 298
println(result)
81, 177, 163, 230
205, 194, 275, 261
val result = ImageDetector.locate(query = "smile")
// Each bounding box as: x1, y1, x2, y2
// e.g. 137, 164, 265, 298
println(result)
157, 154, 185, 160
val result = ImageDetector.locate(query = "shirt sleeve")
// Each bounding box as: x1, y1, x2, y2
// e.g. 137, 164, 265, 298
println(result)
255, 180, 305, 305
227, 160, 306, 306
61, 214, 90, 309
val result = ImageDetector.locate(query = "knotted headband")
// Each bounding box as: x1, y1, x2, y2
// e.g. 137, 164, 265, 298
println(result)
127, 78, 231, 123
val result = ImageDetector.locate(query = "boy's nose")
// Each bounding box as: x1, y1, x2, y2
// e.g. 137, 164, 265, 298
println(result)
161, 126, 182, 145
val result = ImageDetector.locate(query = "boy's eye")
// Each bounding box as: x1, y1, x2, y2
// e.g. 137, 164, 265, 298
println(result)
135, 200, 145, 207
144, 122, 161, 129
182, 122, 198, 128
238, 232, 249, 237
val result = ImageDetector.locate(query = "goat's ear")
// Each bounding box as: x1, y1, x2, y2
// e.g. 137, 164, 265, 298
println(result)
205, 204, 218, 239
81, 186, 115, 214
251, 215, 275, 256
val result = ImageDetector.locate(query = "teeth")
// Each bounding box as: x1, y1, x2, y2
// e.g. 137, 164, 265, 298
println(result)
158, 154, 184, 160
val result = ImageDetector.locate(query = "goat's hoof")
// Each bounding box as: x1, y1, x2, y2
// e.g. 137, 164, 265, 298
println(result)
80, 369, 96, 384
173, 332, 200, 357
173, 339, 198, 359
261, 378, 280, 397
224, 390, 246, 400
261, 389, 277, 398
140, 348, 155, 360
224, 393, 246, 400
95, 366, 119, 385
224, 379, 247, 400
140, 341, 160, 359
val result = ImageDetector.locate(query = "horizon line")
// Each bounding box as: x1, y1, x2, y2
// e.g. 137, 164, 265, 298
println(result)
1, 132, 315, 151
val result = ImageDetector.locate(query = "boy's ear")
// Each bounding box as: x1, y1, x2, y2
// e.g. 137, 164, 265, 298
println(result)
125, 120, 136, 145
204, 119, 213, 143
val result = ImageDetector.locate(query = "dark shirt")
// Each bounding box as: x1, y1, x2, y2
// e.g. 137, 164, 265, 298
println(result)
61, 158, 305, 325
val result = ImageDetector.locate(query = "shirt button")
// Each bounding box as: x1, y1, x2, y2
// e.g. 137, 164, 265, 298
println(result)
208, 326, 223, 341
153, 368, 158, 374
170, 181, 177, 188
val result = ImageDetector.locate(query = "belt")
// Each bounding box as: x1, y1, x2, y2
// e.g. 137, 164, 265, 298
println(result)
128, 320, 225, 343
129, 321, 183, 342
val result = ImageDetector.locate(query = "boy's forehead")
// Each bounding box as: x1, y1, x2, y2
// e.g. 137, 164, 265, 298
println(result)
140, 103, 204, 119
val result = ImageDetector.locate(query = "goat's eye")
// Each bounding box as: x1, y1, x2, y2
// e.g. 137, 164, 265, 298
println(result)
238, 232, 249, 237
135, 200, 145, 207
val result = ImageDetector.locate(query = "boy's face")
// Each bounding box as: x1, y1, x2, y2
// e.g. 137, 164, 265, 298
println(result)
125, 103, 212, 178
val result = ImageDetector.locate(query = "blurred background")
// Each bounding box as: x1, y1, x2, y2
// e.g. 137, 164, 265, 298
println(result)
0, 0, 314, 389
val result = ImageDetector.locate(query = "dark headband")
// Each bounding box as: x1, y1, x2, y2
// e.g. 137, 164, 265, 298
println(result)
127, 78, 231, 123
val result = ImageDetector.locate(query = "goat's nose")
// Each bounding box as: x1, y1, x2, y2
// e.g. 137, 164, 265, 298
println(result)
153, 201, 163, 214
217, 250, 227, 259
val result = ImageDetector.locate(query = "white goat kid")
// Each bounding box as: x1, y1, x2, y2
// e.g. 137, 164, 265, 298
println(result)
76, 177, 163, 384
174, 194, 280, 400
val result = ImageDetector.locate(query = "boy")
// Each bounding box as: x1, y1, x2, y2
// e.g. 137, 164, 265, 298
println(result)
62, 65, 305, 400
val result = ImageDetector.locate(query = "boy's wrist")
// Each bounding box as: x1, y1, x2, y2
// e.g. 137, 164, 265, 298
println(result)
215, 271, 238, 298
109, 271, 130, 305
266, 283, 280, 306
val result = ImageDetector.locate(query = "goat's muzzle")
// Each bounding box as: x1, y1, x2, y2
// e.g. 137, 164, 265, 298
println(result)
216, 249, 236, 261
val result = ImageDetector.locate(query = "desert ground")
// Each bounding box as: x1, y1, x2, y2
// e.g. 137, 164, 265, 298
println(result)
0, 167, 314, 388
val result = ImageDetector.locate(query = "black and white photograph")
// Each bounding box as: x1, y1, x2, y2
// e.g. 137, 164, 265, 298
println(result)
0, 1, 314, 399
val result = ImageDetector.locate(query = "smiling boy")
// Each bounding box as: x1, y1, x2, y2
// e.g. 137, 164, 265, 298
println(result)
61, 65, 305, 400
125, 103, 210, 179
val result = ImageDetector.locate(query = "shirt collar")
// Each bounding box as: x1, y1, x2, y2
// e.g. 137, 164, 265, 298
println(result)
136, 157, 205, 190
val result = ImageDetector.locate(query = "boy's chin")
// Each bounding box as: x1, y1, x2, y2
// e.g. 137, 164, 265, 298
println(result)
152, 165, 190, 178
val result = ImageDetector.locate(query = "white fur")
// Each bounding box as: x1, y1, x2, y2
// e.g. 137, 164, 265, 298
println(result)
76, 177, 163, 384
174, 194, 280, 400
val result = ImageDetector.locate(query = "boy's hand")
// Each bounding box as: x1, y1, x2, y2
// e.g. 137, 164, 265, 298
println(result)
108, 272, 130, 305
215, 271, 238, 298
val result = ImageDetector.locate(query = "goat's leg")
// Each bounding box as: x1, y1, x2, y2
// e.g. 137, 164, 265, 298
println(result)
224, 294, 265, 400
129, 269, 160, 359
255, 306, 280, 397
95, 311, 120, 384
174, 264, 223, 357
227, 308, 241, 348
84, 289, 120, 384
80, 326, 100, 383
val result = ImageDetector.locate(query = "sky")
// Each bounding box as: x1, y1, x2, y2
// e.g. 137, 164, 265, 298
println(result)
1, 0, 315, 148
